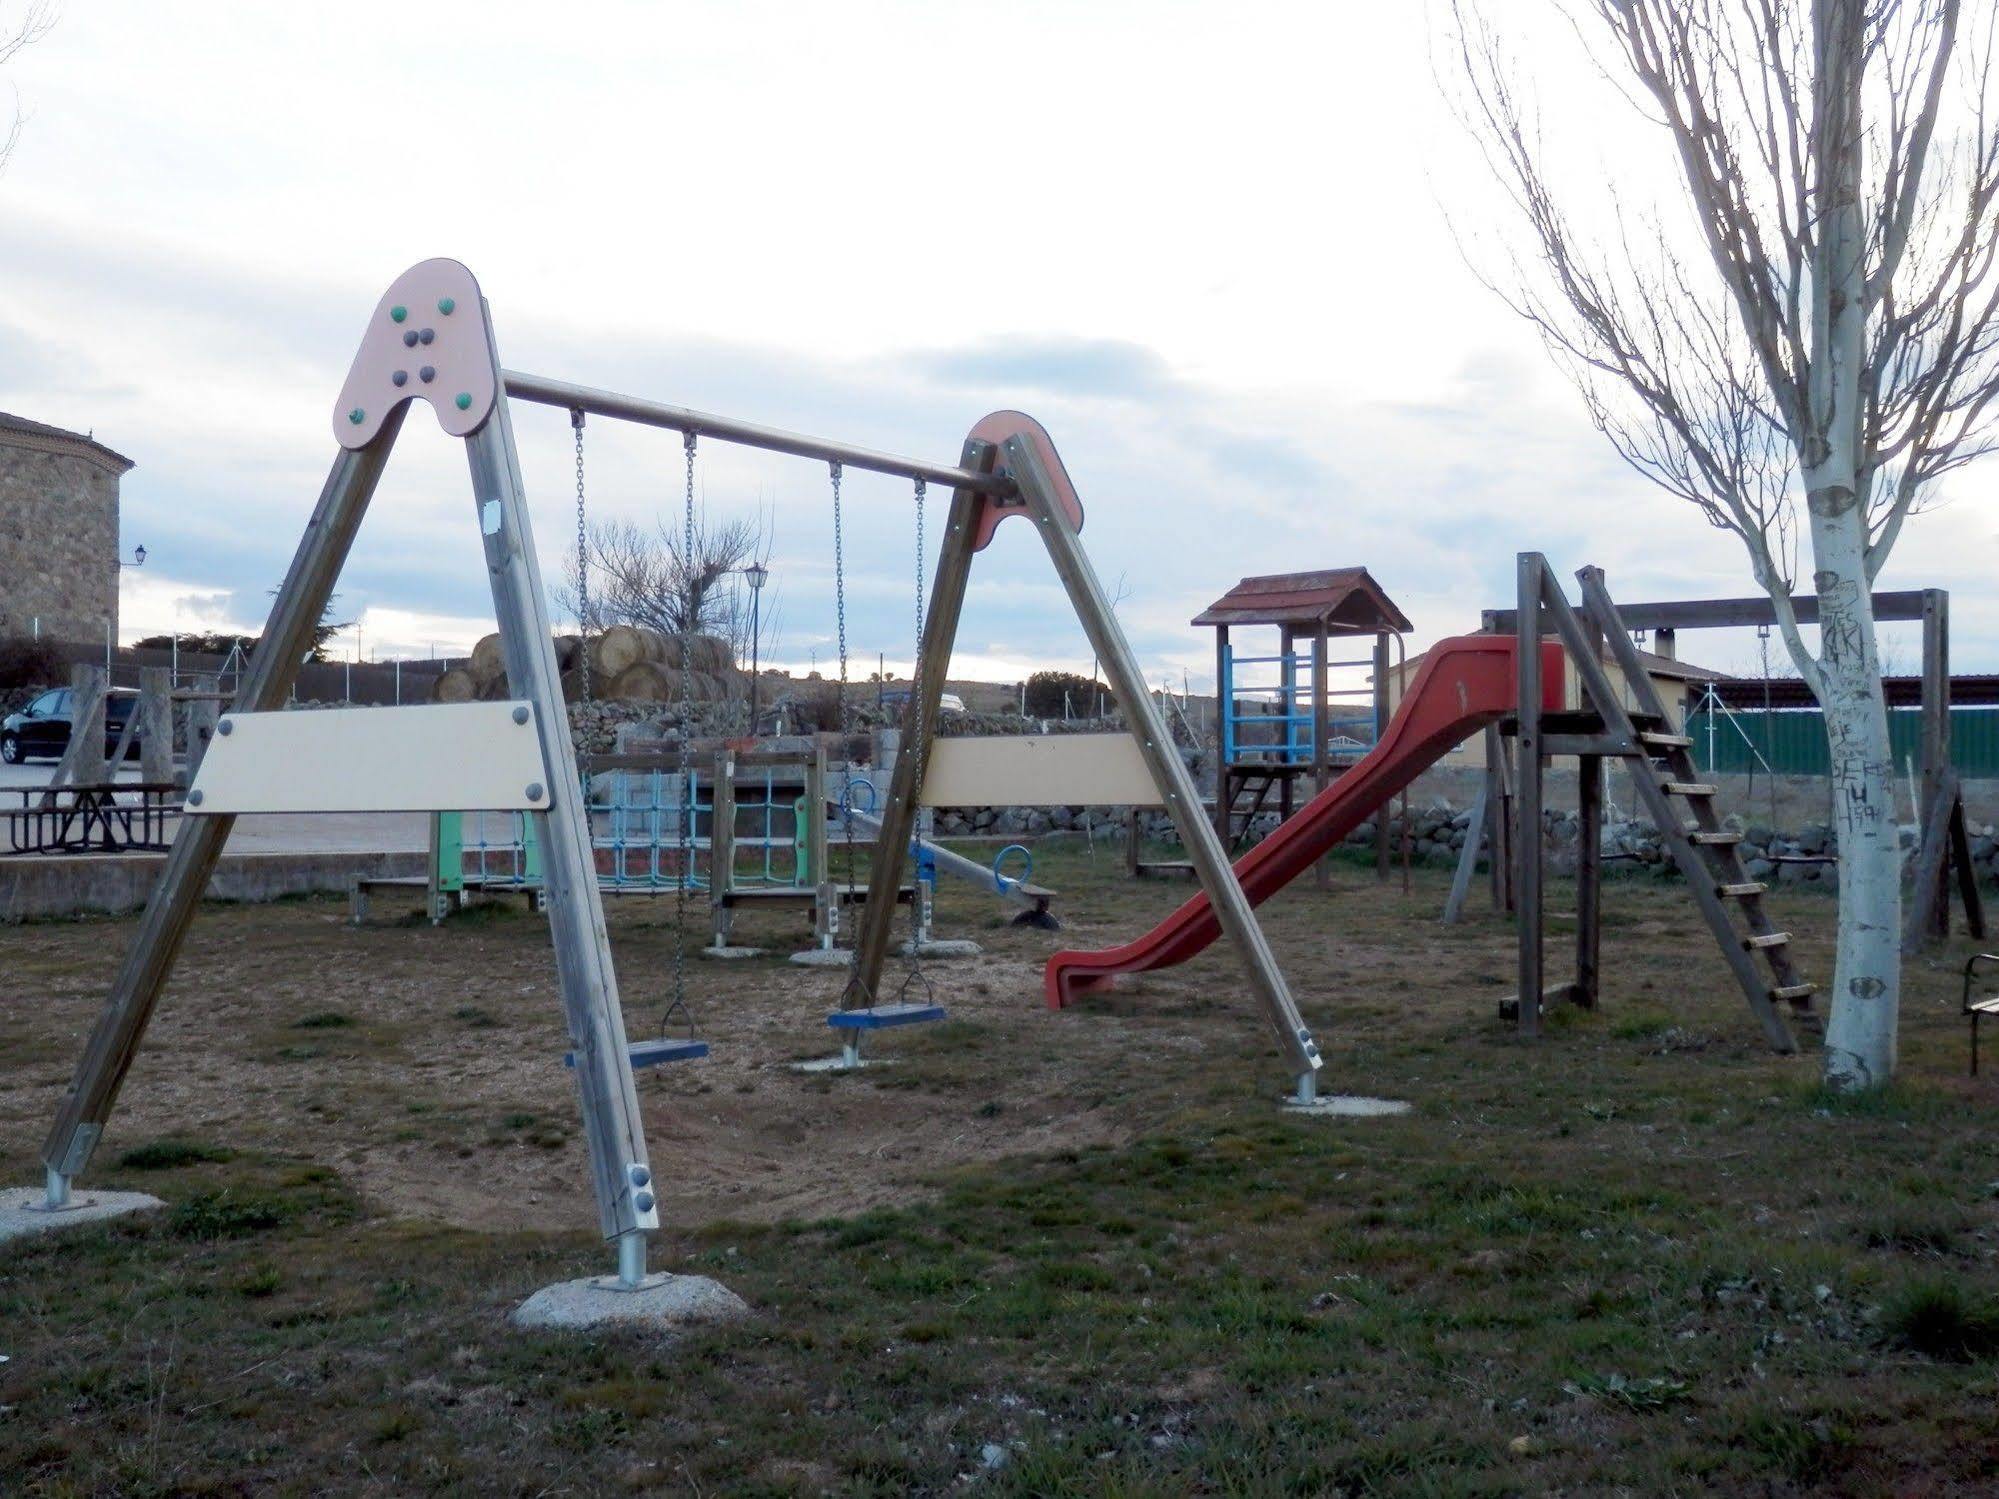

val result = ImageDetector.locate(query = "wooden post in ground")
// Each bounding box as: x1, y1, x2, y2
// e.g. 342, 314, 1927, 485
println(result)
1373, 628, 1391, 883
44, 663, 108, 802
1572, 566, 1607, 1008
1313, 622, 1331, 889
709, 748, 736, 947
1212, 623, 1231, 843
1514, 553, 1545, 1037
137, 667, 172, 785
807, 740, 832, 947
182, 674, 220, 790
1921, 589, 1951, 940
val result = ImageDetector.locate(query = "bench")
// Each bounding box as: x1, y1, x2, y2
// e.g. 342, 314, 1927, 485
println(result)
1965, 954, 1999, 1076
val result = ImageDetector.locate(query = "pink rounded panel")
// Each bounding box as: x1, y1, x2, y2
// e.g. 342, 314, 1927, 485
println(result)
965, 409, 1086, 551
333, 258, 498, 450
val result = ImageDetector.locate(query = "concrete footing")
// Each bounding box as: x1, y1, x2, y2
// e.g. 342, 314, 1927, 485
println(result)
0, 1187, 165, 1244
1282, 1095, 1413, 1118
699, 945, 765, 961
511, 1272, 749, 1332
788, 947, 854, 968
899, 938, 982, 959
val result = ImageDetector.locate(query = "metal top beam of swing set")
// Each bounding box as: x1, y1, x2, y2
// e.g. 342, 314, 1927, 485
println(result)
503, 370, 1018, 498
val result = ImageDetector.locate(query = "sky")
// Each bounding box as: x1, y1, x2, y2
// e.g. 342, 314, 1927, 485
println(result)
0, 1, 1993, 697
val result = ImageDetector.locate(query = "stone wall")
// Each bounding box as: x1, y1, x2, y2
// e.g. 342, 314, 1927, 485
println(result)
0, 422, 129, 645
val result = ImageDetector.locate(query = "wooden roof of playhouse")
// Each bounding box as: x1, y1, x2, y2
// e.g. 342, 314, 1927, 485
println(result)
1191, 567, 1412, 636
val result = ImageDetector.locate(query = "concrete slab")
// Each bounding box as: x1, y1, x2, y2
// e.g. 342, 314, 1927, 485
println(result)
788, 947, 854, 969
901, 938, 981, 959
1282, 1095, 1413, 1119
511, 1272, 748, 1332
0, 1187, 165, 1244
699, 945, 766, 961
789, 1053, 889, 1074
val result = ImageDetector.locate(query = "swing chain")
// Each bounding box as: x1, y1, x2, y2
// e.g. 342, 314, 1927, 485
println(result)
831, 460, 848, 718
914, 478, 926, 644
897, 475, 935, 992
572, 409, 590, 708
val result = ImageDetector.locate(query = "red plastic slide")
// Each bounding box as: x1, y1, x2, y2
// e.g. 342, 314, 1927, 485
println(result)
1044, 634, 1565, 1008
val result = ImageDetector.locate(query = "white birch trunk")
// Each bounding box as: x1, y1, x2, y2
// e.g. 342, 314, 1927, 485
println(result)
1808, 0, 1900, 1091
1807, 515, 1902, 1090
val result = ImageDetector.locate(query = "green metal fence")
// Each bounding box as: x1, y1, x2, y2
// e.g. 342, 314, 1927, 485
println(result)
1682, 705, 1999, 778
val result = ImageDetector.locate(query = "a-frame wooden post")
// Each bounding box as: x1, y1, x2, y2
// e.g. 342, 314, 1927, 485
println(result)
40, 262, 661, 1281
845, 422, 1323, 1090
42, 417, 410, 1198
844, 440, 998, 1007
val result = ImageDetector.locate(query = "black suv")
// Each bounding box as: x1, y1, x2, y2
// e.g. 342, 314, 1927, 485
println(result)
1, 688, 141, 765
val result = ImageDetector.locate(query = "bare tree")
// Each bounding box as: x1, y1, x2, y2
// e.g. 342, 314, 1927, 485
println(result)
1446, 0, 1999, 1089
558, 509, 780, 664
0, 3, 57, 173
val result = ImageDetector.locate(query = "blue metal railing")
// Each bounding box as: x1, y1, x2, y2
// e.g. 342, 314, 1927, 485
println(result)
1221, 642, 1381, 766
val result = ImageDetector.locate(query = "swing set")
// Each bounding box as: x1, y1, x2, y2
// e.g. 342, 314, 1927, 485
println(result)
27, 260, 1321, 1296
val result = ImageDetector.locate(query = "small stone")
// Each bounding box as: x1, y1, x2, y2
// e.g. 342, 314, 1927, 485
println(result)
1509, 1435, 1536, 1456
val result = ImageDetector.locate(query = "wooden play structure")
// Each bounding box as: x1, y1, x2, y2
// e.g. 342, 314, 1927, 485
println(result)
25, 259, 1324, 1299
1460, 563, 1985, 1021
1192, 569, 1410, 879
1042, 554, 1971, 1057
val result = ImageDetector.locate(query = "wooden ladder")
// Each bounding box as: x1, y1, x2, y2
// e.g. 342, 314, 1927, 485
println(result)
1542, 568, 1816, 1050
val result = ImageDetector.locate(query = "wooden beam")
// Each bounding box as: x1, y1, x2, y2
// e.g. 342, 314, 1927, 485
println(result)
1441, 775, 1488, 925
1488, 588, 1931, 633
844, 440, 995, 1009
42, 412, 410, 1183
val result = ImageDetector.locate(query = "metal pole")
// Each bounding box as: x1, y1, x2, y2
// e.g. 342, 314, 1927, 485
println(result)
467, 387, 657, 1257
749, 588, 761, 725
503, 370, 1016, 498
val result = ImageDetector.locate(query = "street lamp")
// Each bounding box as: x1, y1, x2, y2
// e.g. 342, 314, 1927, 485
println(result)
743, 561, 770, 727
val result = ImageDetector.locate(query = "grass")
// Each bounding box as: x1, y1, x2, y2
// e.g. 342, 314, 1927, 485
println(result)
2, 855, 1998, 1493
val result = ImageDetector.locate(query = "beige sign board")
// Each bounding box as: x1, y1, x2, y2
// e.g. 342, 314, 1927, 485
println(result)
920, 733, 1163, 808
187, 702, 551, 815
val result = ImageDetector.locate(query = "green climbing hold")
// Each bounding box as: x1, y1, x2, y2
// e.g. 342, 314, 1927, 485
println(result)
390, 305, 407, 323
348, 407, 365, 425
437, 296, 456, 315
455, 392, 472, 410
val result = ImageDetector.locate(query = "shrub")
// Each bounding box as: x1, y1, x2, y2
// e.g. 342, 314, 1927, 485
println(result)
1023, 670, 1112, 718
0, 634, 61, 693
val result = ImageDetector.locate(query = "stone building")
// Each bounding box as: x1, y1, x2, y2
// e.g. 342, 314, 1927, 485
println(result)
0, 411, 134, 644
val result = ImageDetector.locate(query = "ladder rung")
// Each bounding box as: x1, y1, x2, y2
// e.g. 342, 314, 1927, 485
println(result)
1640, 731, 1694, 748
1688, 830, 1742, 846
1716, 881, 1767, 898
1662, 782, 1718, 796
1743, 931, 1791, 949
1770, 983, 1817, 1002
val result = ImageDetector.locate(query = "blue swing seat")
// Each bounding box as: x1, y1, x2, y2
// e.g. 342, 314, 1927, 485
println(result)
826, 1002, 947, 1032
565, 1037, 710, 1069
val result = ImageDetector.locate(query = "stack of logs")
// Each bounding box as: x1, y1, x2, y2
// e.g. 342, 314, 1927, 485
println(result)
432, 625, 745, 704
